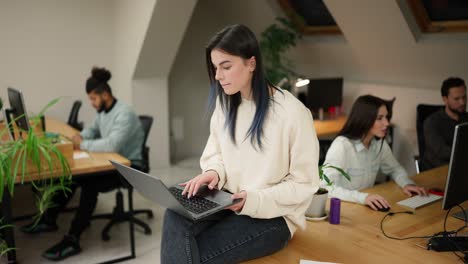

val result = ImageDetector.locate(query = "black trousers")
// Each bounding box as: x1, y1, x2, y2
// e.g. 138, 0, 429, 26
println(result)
44, 172, 122, 238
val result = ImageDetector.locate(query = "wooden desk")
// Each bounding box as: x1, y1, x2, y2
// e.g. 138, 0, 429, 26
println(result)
314, 115, 346, 138
0, 120, 11, 141
7, 118, 130, 183
46, 118, 131, 171
2, 118, 131, 264
245, 165, 465, 264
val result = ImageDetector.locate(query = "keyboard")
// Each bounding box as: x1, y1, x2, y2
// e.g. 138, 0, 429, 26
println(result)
397, 193, 442, 210
169, 187, 220, 214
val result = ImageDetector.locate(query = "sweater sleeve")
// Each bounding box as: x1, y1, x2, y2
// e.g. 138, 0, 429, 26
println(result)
80, 116, 100, 139
239, 107, 320, 219
323, 139, 368, 204
80, 111, 133, 153
200, 104, 227, 188
379, 141, 414, 187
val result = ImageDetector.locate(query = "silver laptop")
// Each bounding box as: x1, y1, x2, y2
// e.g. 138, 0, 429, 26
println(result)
110, 161, 240, 221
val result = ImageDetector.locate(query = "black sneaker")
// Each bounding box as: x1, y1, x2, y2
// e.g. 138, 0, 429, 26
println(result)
20, 221, 58, 234
42, 235, 82, 261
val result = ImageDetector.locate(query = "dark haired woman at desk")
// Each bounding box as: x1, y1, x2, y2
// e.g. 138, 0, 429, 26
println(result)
323, 95, 427, 211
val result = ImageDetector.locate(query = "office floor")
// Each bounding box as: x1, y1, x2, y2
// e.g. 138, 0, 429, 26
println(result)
2, 163, 200, 264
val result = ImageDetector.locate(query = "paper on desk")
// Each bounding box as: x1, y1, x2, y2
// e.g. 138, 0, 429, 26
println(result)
73, 151, 90, 160
300, 260, 338, 264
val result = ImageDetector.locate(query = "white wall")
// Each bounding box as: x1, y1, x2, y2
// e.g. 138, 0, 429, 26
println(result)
169, 0, 276, 162
133, 0, 197, 168
0, 0, 115, 124
2, 0, 465, 174
168, 0, 468, 175
1, 0, 194, 170
133, 78, 170, 168
320, 0, 468, 87
113, 0, 156, 104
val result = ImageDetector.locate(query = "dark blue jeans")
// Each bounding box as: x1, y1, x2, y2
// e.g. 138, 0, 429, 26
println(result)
161, 209, 291, 264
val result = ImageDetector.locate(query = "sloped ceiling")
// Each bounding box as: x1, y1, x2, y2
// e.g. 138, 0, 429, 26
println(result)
134, 0, 197, 79
270, 0, 468, 89
319, 0, 468, 88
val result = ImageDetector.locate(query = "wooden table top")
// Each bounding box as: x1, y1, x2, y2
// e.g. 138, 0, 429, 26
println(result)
314, 115, 346, 138
245, 165, 466, 264
10, 118, 130, 183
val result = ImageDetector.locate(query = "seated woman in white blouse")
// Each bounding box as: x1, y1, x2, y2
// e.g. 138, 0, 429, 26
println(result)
323, 95, 427, 211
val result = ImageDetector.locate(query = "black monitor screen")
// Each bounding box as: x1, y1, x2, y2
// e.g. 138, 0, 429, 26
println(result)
7, 87, 30, 132
442, 122, 468, 210
307, 78, 343, 111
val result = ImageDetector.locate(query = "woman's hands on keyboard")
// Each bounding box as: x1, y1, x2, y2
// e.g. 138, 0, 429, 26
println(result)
402, 184, 428, 197
180, 170, 219, 198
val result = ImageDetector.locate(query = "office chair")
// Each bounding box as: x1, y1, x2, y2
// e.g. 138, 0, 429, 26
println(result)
67, 100, 83, 131
414, 104, 444, 173
92, 115, 154, 241
318, 139, 333, 166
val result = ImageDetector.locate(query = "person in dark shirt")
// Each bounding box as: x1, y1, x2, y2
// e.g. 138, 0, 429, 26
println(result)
422, 77, 467, 170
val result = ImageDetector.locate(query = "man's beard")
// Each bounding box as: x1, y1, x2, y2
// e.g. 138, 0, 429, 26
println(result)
448, 105, 466, 116
97, 102, 106, 113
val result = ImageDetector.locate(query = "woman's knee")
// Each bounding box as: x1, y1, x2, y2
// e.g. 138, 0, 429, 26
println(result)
162, 209, 191, 232
163, 209, 179, 224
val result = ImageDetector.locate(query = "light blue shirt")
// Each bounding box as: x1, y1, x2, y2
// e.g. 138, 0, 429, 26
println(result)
80, 100, 144, 162
323, 136, 414, 204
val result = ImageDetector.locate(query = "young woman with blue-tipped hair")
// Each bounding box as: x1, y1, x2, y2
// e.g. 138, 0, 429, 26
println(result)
161, 24, 320, 264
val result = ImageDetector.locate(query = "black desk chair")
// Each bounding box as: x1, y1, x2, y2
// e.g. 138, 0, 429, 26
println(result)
67, 100, 83, 131
415, 104, 444, 173
318, 139, 333, 166
92, 115, 154, 241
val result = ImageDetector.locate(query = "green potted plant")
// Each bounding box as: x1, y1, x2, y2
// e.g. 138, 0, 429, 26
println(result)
306, 163, 350, 219
0, 219, 14, 256
259, 17, 302, 90
0, 98, 72, 257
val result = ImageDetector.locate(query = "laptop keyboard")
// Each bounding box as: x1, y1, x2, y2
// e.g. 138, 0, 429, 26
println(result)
169, 187, 220, 214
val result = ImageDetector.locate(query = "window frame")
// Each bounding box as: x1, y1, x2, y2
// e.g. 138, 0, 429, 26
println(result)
277, 0, 341, 35
406, 0, 468, 33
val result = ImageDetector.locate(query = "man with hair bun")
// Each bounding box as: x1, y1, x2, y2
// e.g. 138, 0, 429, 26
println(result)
21, 66, 145, 261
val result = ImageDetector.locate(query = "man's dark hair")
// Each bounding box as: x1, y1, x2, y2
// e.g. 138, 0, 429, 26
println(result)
86, 67, 112, 94
441, 77, 465, 97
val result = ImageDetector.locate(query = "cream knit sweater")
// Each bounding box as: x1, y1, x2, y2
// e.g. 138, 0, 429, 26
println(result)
200, 89, 320, 236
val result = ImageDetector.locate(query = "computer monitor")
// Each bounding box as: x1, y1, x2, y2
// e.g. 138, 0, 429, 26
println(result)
442, 122, 468, 221
6, 87, 30, 138
306, 78, 343, 112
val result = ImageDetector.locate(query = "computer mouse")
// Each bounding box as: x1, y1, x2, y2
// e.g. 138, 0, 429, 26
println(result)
377, 206, 391, 212
366, 205, 391, 212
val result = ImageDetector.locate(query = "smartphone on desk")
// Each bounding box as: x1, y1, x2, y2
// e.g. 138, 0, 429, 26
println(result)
428, 188, 444, 196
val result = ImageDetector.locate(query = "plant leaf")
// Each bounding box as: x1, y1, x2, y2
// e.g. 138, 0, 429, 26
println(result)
36, 97, 61, 118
